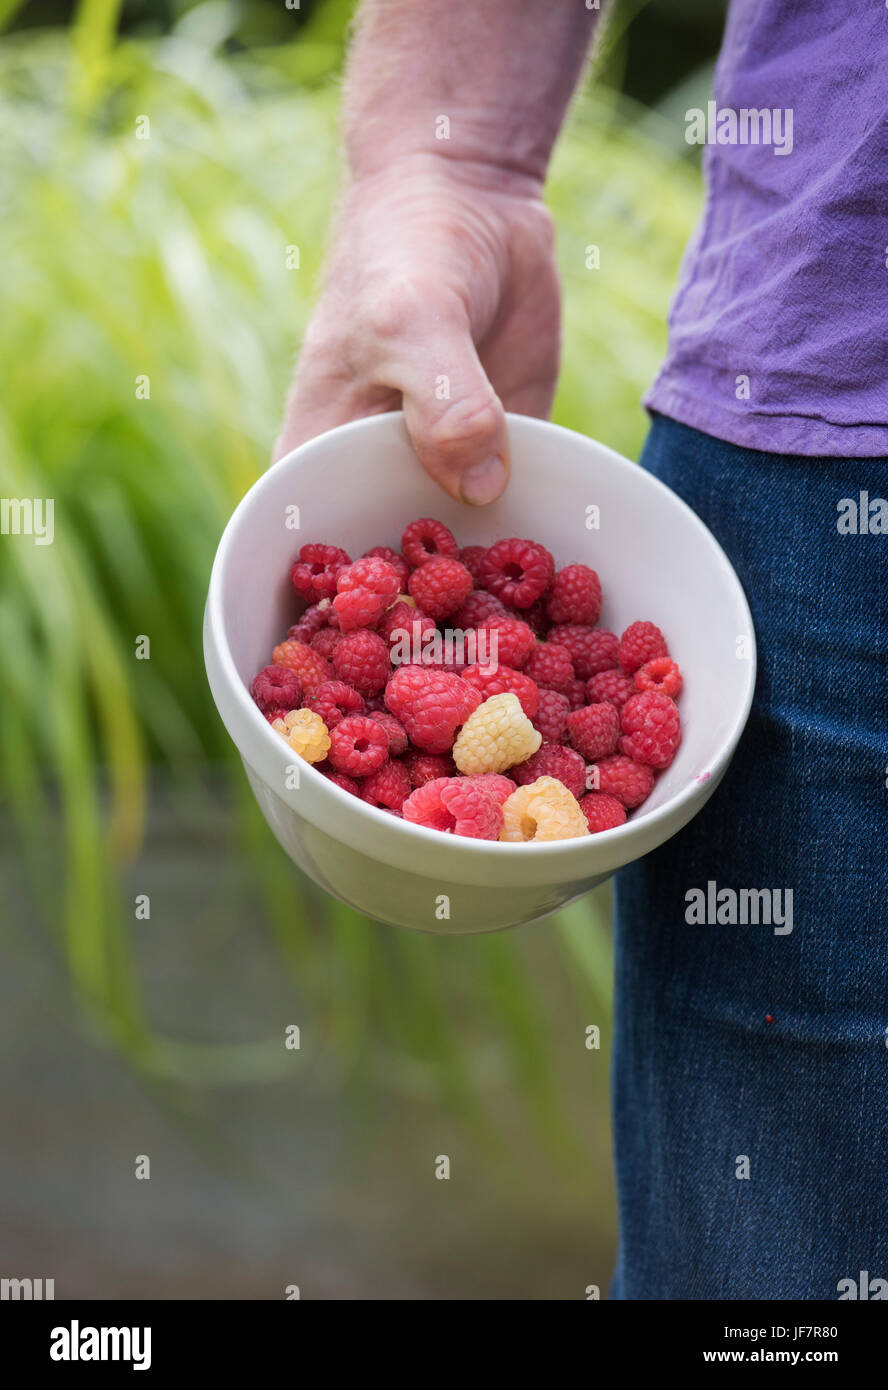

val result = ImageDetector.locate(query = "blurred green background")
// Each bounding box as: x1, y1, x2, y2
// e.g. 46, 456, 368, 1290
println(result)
1, 0, 722, 1297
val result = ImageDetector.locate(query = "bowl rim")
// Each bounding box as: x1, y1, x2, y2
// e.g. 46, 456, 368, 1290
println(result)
205, 411, 757, 860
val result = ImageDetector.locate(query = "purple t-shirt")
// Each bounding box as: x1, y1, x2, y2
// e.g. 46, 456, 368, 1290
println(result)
644, 0, 888, 457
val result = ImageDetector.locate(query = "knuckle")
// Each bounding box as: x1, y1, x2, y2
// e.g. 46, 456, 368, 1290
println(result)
424, 391, 502, 459
362, 275, 434, 343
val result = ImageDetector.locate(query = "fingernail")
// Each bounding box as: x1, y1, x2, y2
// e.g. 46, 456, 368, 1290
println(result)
460, 455, 507, 506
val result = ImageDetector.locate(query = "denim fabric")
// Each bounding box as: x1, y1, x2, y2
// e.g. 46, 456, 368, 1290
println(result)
610, 414, 888, 1300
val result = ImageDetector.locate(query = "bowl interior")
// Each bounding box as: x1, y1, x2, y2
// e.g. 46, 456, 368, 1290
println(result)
217, 412, 754, 821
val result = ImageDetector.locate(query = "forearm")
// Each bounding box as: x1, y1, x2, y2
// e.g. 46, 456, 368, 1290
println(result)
343, 0, 599, 189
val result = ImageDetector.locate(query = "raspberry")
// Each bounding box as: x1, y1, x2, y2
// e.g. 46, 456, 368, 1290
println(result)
461, 664, 540, 719
459, 545, 488, 585
401, 517, 459, 568
512, 743, 587, 800
453, 589, 505, 629
480, 537, 554, 609
548, 626, 619, 680
524, 642, 575, 694
532, 689, 570, 743
452, 692, 542, 775
384, 666, 481, 754
311, 627, 342, 661
362, 545, 409, 590
403, 776, 504, 840
567, 702, 620, 761
566, 679, 587, 711
365, 709, 408, 757
546, 564, 602, 626
595, 754, 655, 809
308, 679, 364, 729
408, 556, 473, 620
271, 708, 331, 764
634, 657, 683, 699
378, 600, 437, 651
333, 557, 401, 632
363, 693, 387, 714
331, 630, 391, 697
288, 602, 329, 643
403, 750, 455, 787
618, 620, 668, 676
619, 691, 681, 769
580, 792, 627, 833
466, 772, 516, 805
476, 614, 536, 670
271, 640, 331, 698
327, 714, 390, 776
500, 777, 589, 842
251, 664, 303, 713
586, 669, 635, 710
360, 759, 411, 812
289, 544, 350, 603
263, 707, 290, 724
321, 766, 361, 797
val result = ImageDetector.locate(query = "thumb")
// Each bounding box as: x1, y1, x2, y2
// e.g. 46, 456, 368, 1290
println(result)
391, 326, 510, 506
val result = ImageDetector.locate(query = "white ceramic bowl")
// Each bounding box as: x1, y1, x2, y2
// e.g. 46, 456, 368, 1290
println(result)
204, 412, 755, 934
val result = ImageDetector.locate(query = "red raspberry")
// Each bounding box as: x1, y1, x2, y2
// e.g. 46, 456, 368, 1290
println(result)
365, 709, 409, 757
289, 544, 350, 603
480, 537, 554, 609
461, 664, 540, 720
546, 564, 602, 626
634, 657, 683, 699
308, 679, 364, 729
618, 620, 668, 676
595, 754, 655, 809
321, 766, 361, 797
288, 602, 330, 643
384, 666, 481, 754
580, 792, 627, 833
377, 600, 438, 649
476, 614, 536, 670
512, 743, 587, 800
403, 749, 455, 787
532, 689, 570, 743
403, 776, 504, 840
263, 706, 290, 724
271, 640, 330, 698
333, 556, 401, 632
466, 772, 516, 806
251, 664, 303, 713
548, 626, 619, 680
619, 691, 681, 769
311, 627, 342, 661
586, 669, 635, 710
524, 642, 575, 694
454, 589, 505, 629
408, 556, 473, 620
362, 545, 409, 590
363, 694, 387, 714
360, 758, 411, 812
566, 679, 587, 710
459, 545, 488, 585
331, 630, 391, 697
567, 702, 620, 761
401, 517, 459, 568
327, 714, 389, 776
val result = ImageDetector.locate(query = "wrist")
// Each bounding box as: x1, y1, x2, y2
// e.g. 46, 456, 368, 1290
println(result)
345, 147, 546, 205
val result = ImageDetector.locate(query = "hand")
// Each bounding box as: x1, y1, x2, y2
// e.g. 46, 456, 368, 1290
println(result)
274, 159, 561, 505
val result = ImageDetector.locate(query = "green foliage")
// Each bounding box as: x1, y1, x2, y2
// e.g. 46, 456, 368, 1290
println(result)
0, 13, 699, 1144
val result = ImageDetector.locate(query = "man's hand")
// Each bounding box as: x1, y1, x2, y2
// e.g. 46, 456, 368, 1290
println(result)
275, 159, 560, 505
274, 0, 597, 504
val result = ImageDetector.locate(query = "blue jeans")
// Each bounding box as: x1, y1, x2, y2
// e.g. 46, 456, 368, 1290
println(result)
611, 415, 888, 1300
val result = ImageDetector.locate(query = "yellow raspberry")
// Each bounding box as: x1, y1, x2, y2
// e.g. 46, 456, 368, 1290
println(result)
500, 776, 589, 842
271, 708, 330, 764
452, 692, 542, 775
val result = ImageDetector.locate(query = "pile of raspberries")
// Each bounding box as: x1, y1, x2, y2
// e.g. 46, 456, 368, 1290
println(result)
249, 518, 683, 843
